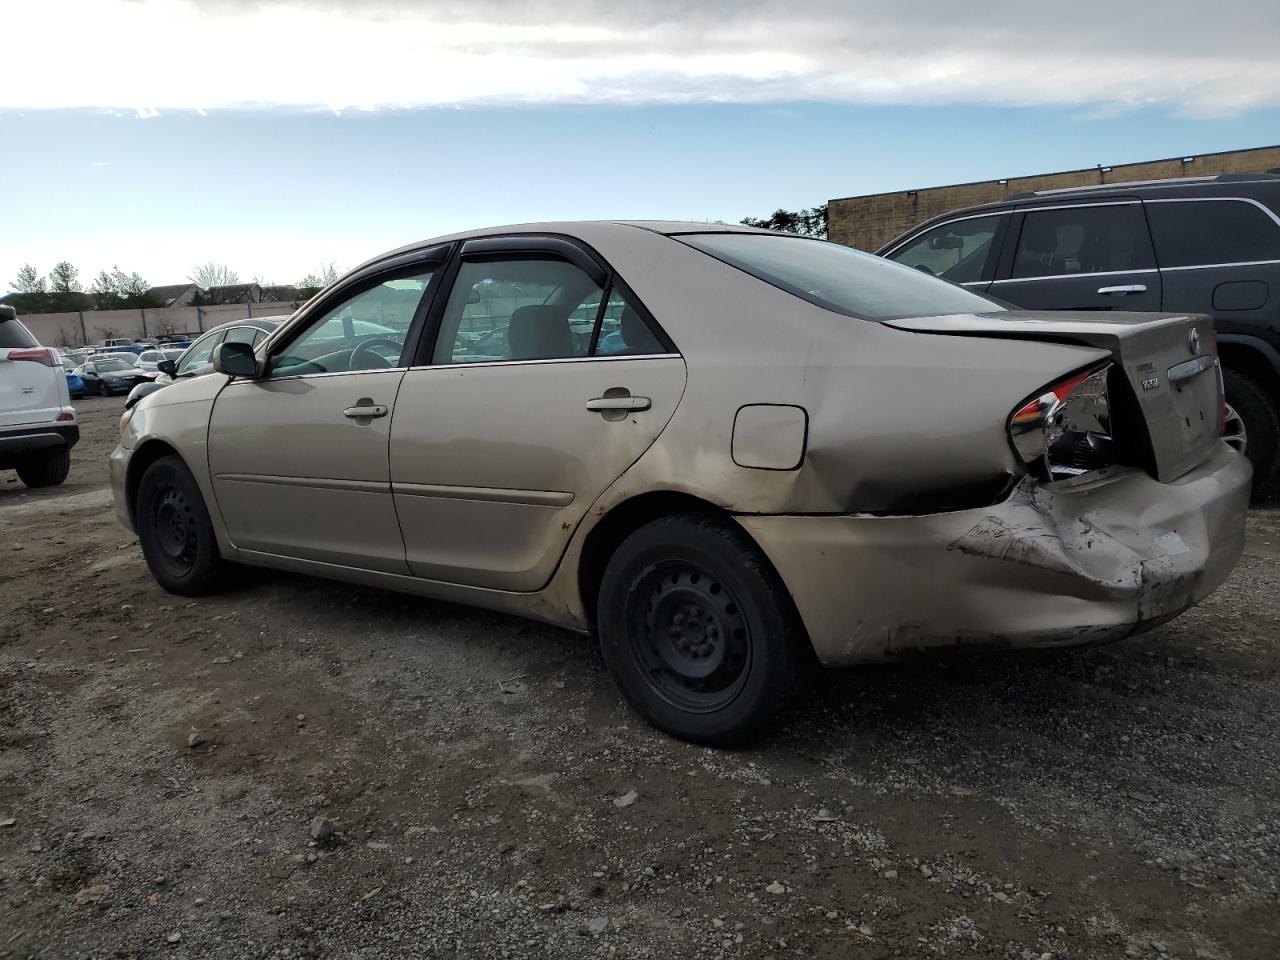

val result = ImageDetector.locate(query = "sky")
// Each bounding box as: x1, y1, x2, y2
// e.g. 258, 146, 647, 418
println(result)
2, 0, 1279, 291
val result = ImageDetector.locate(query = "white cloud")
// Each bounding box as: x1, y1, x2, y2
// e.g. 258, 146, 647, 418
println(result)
2, 0, 1278, 115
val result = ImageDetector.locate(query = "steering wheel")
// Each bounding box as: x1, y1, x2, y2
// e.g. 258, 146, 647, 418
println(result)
349, 337, 402, 369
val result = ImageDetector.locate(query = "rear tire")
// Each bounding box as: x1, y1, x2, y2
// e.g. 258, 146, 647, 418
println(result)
1223, 368, 1280, 498
597, 513, 809, 746
16, 450, 70, 488
136, 455, 227, 596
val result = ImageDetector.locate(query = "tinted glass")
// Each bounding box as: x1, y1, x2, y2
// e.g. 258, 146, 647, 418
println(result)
222, 325, 261, 346
96, 359, 132, 372
176, 332, 222, 376
887, 215, 1004, 283
594, 288, 665, 356
271, 272, 433, 377
1146, 199, 1280, 268
1012, 204, 1155, 278
0, 317, 37, 349
435, 259, 601, 364
680, 234, 1004, 320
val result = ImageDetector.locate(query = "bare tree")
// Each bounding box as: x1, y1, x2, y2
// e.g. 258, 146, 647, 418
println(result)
188, 262, 240, 290
297, 261, 341, 297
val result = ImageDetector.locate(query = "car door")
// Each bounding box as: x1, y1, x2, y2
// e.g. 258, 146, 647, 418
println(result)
390, 238, 687, 591
206, 257, 443, 573
990, 201, 1162, 311
880, 212, 1009, 293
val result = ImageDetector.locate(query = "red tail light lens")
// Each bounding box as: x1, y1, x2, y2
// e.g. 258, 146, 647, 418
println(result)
1009, 364, 1112, 468
5, 347, 58, 367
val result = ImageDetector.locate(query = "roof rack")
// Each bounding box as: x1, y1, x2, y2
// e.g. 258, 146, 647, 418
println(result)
1007, 172, 1280, 200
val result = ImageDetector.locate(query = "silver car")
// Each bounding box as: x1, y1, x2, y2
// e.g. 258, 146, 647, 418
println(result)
111, 222, 1250, 743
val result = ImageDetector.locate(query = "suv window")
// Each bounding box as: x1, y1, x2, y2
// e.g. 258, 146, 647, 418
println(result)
434, 259, 602, 364
681, 233, 1004, 321
176, 331, 223, 377
887, 215, 1004, 283
270, 272, 433, 377
1012, 204, 1155, 279
1146, 199, 1280, 268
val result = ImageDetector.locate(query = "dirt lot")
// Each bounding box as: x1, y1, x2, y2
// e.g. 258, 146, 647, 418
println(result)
1, 395, 1277, 960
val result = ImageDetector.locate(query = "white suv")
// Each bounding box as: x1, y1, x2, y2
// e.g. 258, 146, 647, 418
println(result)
0, 305, 78, 488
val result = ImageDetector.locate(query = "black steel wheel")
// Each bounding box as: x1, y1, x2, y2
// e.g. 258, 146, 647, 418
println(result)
136, 455, 227, 595
598, 513, 810, 745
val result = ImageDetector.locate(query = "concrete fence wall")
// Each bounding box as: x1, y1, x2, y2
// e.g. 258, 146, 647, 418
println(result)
18, 302, 301, 348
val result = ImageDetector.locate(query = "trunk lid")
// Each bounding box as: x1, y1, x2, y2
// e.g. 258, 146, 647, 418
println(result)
884, 310, 1222, 482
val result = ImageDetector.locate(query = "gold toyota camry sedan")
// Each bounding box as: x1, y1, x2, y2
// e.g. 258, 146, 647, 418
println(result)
112, 222, 1250, 744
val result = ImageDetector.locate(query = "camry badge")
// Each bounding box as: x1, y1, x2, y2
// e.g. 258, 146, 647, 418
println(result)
1188, 328, 1201, 355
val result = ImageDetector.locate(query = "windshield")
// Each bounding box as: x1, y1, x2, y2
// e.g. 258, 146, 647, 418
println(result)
97, 359, 133, 372
680, 233, 1005, 321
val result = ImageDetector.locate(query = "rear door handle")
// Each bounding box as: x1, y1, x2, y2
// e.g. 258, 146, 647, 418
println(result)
586, 396, 651, 412
1097, 284, 1147, 295
343, 401, 388, 419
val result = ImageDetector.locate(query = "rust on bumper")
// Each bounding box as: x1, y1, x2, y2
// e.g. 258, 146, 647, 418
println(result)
738, 443, 1251, 664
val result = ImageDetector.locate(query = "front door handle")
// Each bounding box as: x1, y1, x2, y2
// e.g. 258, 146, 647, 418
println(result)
586, 396, 652, 413
1097, 284, 1147, 295
343, 400, 388, 419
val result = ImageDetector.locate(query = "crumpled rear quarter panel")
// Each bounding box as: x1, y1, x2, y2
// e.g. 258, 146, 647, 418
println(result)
737, 444, 1251, 663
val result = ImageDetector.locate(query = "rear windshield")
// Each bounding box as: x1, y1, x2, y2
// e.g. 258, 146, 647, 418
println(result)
679, 233, 1005, 321
0, 315, 38, 349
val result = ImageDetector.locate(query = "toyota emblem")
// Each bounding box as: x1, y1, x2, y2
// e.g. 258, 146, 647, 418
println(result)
1188, 328, 1201, 355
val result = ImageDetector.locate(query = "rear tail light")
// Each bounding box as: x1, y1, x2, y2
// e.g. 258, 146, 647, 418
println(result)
1009, 364, 1112, 476
4, 347, 58, 366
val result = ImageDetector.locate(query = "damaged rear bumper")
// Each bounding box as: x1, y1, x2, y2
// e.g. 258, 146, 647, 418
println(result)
738, 443, 1251, 665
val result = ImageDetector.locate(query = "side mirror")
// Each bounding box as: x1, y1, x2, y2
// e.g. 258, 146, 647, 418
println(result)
213, 341, 260, 379
156, 359, 177, 377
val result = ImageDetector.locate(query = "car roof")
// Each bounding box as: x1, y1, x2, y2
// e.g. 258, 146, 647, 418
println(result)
354, 220, 777, 274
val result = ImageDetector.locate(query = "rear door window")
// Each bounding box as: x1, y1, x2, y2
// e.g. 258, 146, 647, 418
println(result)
0, 317, 37, 349
1146, 199, 1280, 268
885, 215, 1005, 283
1012, 204, 1155, 278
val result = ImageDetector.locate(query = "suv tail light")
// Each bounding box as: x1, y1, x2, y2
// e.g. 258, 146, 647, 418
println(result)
1009, 364, 1112, 477
4, 347, 59, 367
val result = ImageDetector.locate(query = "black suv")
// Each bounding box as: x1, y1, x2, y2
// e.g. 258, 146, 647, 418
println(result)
879, 173, 1280, 495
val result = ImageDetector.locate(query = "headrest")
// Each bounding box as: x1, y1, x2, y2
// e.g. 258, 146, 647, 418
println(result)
506, 305, 572, 360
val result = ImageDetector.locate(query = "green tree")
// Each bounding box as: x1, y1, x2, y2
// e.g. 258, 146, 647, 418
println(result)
48, 260, 82, 293
12, 263, 46, 294
92, 266, 159, 310
740, 205, 828, 239
297, 261, 340, 298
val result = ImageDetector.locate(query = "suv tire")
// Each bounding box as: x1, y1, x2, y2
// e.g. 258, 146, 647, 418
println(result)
597, 513, 809, 746
16, 450, 70, 488
136, 455, 227, 596
1223, 368, 1280, 497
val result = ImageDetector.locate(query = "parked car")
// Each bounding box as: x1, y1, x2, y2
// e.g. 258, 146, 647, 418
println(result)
93, 338, 145, 356
879, 172, 1280, 495
79, 357, 147, 396
125, 318, 288, 409
65, 367, 85, 399
1, 305, 77, 488
135, 348, 186, 379
112, 222, 1249, 744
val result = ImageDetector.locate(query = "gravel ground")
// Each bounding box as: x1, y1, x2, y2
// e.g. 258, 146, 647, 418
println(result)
1, 395, 1277, 960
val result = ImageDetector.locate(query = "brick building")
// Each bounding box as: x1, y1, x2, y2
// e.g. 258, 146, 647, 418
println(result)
828, 144, 1280, 253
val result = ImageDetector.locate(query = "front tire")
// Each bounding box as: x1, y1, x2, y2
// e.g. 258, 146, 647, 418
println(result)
16, 450, 70, 488
597, 514, 809, 746
136, 456, 227, 595
1223, 368, 1280, 498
